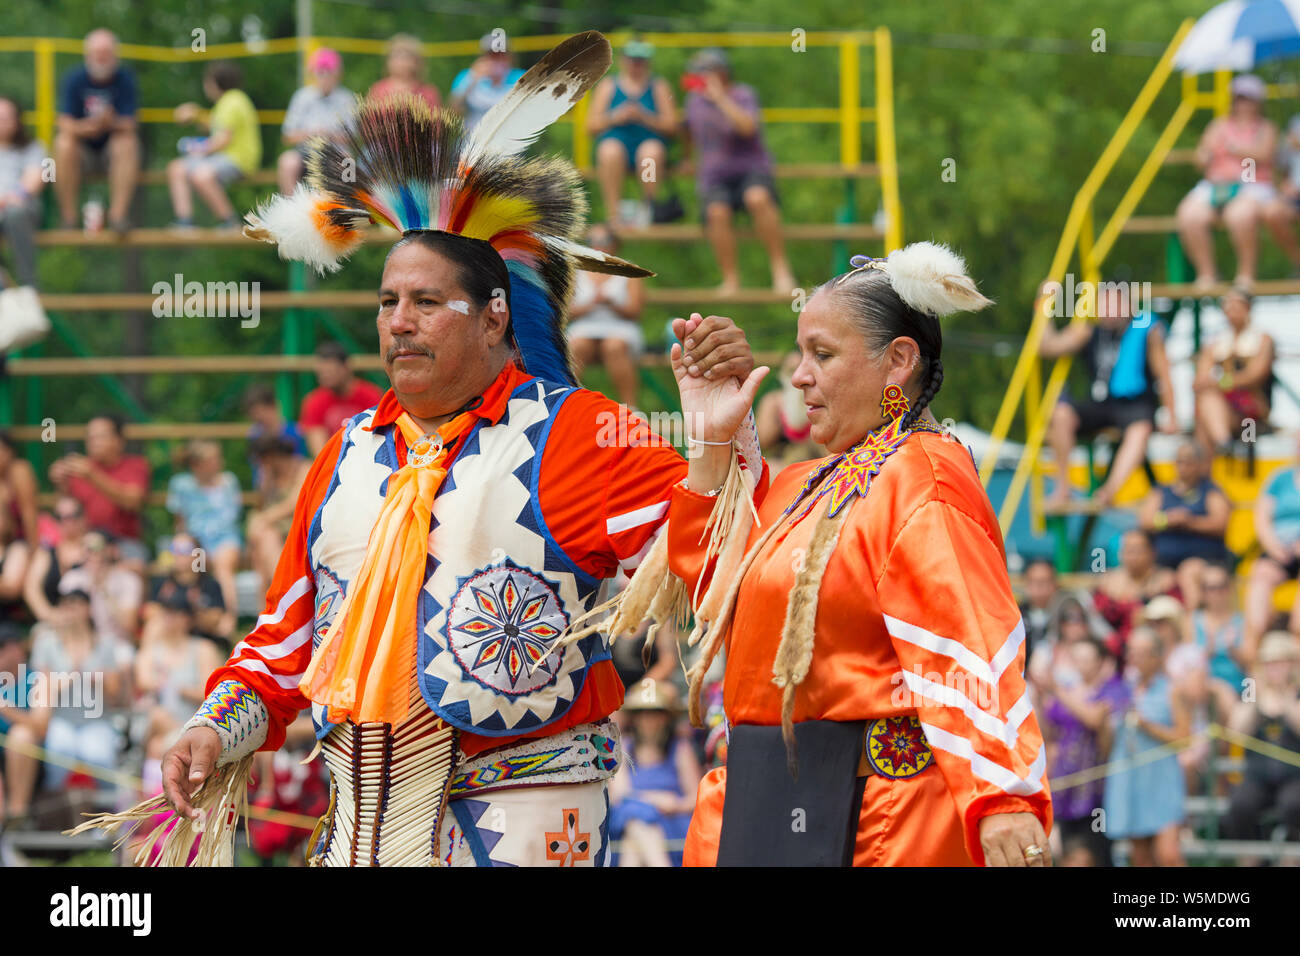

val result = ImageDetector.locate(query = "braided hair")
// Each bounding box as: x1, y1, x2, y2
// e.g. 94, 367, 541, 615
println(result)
819, 266, 944, 429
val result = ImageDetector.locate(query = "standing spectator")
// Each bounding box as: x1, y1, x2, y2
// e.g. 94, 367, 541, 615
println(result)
1137, 439, 1230, 608
0, 96, 47, 288
586, 39, 679, 226
167, 62, 261, 230
53, 29, 139, 233
0, 431, 39, 550
682, 49, 794, 294
1222, 632, 1300, 847
449, 33, 525, 132
1039, 636, 1127, 866
1190, 562, 1250, 717
1041, 283, 1178, 508
1192, 286, 1274, 454
367, 34, 441, 112
48, 413, 150, 566
567, 224, 646, 409
1019, 556, 1060, 660
245, 434, 309, 593
22, 495, 88, 624
1246, 435, 1300, 652
299, 341, 383, 456
1102, 627, 1189, 867
57, 533, 143, 648
165, 440, 242, 626
277, 48, 355, 196
143, 532, 229, 648
1176, 74, 1279, 291
609, 679, 701, 867
1092, 529, 1178, 660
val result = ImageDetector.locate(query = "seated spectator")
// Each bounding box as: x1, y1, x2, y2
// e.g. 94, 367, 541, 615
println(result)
244, 382, 306, 487
165, 440, 242, 625
1137, 439, 1230, 607
1018, 556, 1059, 660
22, 495, 89, 624
449, 33, 525, 132
1041, 282, 1178, 508
367, 34, 441, 111
586, 39, 679, 227
1193, 287, 1274, 454
167, 62, 261, 230
1092, 529, 1178, 660
143, 532, 229, 647
53, 29, 139, 233
48, 413, 150, 566
8, 590, 131, 824
277, 48, 355, 196
0, 621, 37, 831
0, 96, 48, 289
0, 432, 39, 551
1176, 74, 1280, 291
568, 224, 646, 410
135, 589, 220, 773
1143, 595, 1213, 788
609, 679, 700, 867
1189, 562, 1250, 718
57, 532, 143, 648
0, 494, 28, 618
1246, 435, 1300, 651
246, 435, 309, 592
1102, 626, 1188, 867
1222, 631, 1300, 849
756, 350, 825, 468
682, 48, 794, 294
1039, 635, 1126, 866
300, 341, 383, 456
1267, 109, 1300, 273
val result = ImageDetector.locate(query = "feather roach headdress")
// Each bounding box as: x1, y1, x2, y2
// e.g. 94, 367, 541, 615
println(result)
244, 30, 651, 385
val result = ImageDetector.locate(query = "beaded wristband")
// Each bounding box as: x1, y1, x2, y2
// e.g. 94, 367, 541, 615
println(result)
182, 678, 270, 766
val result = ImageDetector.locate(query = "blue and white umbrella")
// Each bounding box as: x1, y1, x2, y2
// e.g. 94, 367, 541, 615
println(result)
1175, 0, 1300, 73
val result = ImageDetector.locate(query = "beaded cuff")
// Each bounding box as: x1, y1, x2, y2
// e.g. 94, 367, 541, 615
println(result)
182, 678, 270, 766
735, 410, 763, 480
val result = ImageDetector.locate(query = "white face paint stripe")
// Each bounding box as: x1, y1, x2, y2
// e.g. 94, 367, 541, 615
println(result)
447, 299, 470, 314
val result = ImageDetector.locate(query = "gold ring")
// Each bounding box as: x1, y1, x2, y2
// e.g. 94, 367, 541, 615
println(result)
1023, 844, 1043, 859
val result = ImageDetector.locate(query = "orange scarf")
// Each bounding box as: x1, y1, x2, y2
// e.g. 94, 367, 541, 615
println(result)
300, 409, 477, 726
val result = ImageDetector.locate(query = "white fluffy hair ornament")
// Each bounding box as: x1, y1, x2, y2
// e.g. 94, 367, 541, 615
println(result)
849, 241, 993, 316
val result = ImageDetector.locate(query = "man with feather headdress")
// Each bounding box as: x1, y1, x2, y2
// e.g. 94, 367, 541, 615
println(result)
74, 32, 764, 867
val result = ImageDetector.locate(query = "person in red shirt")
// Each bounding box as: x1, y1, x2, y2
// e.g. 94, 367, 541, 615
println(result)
48, 413, 150, 564
298, 340, 384, 456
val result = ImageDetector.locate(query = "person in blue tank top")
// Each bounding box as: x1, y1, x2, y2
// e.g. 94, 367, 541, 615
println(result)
1246, 433, 1300, 652
586, 39, 679, 227
1137, 440, 1230, 607
1040, 280, 1178, 508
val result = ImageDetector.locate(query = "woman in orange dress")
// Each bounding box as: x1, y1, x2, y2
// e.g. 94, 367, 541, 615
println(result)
666, 243, 1054, 866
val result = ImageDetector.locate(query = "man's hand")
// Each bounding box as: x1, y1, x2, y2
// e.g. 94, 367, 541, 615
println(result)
674, 313, 756, 382
161, 726, 222, 820
979, 811, 1051, 867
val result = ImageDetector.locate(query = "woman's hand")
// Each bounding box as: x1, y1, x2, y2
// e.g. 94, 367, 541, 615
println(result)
670, 313, 767, 443
978, 811, 1051, 867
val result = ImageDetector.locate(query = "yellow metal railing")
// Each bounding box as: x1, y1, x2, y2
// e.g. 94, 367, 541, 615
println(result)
3, 29, 903, 250
977, 18, 1231, 536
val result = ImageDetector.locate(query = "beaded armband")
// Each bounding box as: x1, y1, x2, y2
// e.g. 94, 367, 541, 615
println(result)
182, 678, 270, 766
735, 410, 763, 479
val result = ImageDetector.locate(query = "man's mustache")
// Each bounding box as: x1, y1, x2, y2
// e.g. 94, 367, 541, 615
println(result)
384, 338, 435, 363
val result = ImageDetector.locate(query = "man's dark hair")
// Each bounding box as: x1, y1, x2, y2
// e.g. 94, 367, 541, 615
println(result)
205, 61, 243, 93
0, 97, 32, 149
242, 382, 277, 411
1025, 556, 1056, 576
315, 340, 350, 365
88, 412, 127, 438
